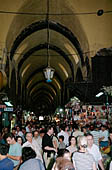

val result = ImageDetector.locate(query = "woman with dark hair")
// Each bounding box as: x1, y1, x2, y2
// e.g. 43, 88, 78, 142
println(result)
52, 149, 72, 170
57, 149, 71, 161
66, 136, 77, 156
53, 157, 75, 170
16, 136, 23, 146
18, 147, 45, 170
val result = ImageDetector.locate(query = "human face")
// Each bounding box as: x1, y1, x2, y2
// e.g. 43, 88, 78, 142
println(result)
70, 137, 76, 146
49, 127, 54, 135
17, 137, 22, 145
87, 135, 93, 147
65, 126, 69, 131
101, 126, 105, 131
6, 137, 13, 145
26, 133, 32, 142
16, 127, 20, 132
34, 131, 38, 138
12, 130, 16, 135
110, 133, 112, 140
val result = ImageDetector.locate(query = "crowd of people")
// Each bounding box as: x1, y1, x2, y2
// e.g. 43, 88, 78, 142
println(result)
0, 120, 112, 170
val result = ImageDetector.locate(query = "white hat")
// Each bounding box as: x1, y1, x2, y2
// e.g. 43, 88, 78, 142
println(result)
78, 136, 87, 148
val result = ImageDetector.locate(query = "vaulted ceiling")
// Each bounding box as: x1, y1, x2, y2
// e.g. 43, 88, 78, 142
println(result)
0, 0, 112, 115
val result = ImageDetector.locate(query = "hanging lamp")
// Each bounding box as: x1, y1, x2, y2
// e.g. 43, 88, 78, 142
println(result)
43, 0, 55, 83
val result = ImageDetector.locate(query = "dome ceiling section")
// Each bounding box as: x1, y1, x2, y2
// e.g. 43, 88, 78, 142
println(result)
24, 66, 63, 94
26, 74, 61, 97
29, 83, 56, 99
32, 90, 54, 104
24, 72, 62, 107
30, 90, 56, 107
30, 85, 56, 102
27, 80, 58, 98
32, 90, 54, 102
49, 0, 88, 62
27, 85, 56, 105
10, 20, 84, 66
19, 51, 65, 87
13, 29, 47, 64
13, 28, 76, 65
18, 43, 74, 83
27, 81, 59, 109
15, 28, 76, 80
32, 94, 54, 109
6, 0, 47, 50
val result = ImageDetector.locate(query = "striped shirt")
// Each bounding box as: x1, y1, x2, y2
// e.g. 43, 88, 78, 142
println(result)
72, 151, 95, 170
90, 130, 100, 147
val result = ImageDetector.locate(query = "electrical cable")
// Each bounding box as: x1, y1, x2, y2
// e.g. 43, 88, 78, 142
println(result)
0, 10, 111, 16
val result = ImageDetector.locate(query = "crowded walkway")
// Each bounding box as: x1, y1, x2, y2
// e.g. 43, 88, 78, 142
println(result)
0, 119, 112, 170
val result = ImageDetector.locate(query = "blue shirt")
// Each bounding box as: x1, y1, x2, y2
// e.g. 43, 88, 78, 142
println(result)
19, 159, 45, 170
9, 142, 22, 166
0, 157, 14, 170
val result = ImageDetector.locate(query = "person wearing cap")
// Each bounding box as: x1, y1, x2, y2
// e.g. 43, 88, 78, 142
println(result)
72, 136, 97, 170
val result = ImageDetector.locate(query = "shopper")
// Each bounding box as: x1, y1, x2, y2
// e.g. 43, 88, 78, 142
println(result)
66, 136, 77, 156
0, 144, 14, 170
58, 135, 66, 150
87, 133, 105, 170
72, 136, 96, 170
42, 125, 57, 169
6, 133, 22, 170
19, 147, 45, 170
22, 132, 43, 162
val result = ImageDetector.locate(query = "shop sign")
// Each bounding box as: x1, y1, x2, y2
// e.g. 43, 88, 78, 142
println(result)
4, 107, 13, 112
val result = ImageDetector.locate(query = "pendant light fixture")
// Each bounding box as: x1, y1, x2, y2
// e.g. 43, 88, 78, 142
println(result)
43, 0, 55, 83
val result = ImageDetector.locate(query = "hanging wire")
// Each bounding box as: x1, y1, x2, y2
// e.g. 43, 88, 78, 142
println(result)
46, 0, 50, 67
0, 10, 111, 16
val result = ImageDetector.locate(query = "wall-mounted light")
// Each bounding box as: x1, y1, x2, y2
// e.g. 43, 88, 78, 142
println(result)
96, 92, 103, 97
4, 101, 13, 106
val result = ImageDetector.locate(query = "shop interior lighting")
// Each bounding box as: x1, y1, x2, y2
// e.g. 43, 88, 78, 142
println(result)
4, 101, 13, 106
96, 92, 104, 97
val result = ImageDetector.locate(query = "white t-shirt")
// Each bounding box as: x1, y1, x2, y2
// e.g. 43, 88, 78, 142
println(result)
109, 161, 112, 170
87, 144, 102, 168
100, 130, 109, 141
58, 130, 69, 146
72, 130, 84, 138
22, 141, 43, 162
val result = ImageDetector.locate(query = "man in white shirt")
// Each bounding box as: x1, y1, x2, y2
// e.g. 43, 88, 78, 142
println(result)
22, 132, 43, 163
37, 130, 45, 151
57, 124, 69, 146
33, 130, 39, 143
72, 125, 84, 138
87, 133, 105, 170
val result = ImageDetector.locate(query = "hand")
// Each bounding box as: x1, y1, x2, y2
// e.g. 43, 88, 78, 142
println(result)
54, 148, 57, 153
7, 153, 9, 158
